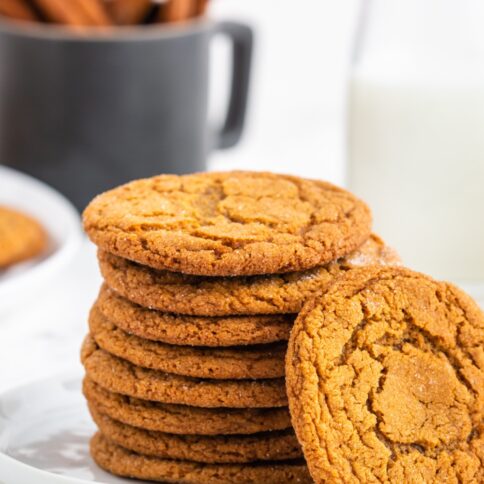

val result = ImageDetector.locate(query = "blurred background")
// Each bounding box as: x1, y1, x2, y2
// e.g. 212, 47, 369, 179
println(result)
0, 0, 483, 391
209, 0, 356, 184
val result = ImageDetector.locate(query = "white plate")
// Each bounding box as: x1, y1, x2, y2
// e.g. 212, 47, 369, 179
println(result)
0, 166, 82, 312
0, 373, 137, 483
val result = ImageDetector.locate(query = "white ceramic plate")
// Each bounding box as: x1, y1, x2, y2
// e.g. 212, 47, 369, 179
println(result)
0, 373, 136, 483
0, 166, 82, 312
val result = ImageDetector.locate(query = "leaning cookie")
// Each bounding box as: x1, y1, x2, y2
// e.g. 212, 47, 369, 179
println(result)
83, 171, 372, 276
91, 433, 312, 484
286, 266, 484, 484
98, 234, 399, 316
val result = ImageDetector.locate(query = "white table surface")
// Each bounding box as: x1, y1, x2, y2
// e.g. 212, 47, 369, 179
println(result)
0, 237, 100, 393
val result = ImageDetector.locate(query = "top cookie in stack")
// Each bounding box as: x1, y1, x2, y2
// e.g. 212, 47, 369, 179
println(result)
81, 171, 397, 484
83, 171, 373, 277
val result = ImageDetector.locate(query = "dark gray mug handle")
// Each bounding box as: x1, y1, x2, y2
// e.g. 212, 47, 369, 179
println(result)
212, 21, 253, 150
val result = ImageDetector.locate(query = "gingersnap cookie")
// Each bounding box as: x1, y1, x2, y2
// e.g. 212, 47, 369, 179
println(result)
286, 266, 484, 484
83, 378, 292, 435
89, 306, 286, 379
82, 336, 287, 408
99, 234, 399, 316
89, 404, 301, 464
91, 433, 312, 484
0, 206, 47, 269
95, 285, 293, 346
83, 171, 371, 276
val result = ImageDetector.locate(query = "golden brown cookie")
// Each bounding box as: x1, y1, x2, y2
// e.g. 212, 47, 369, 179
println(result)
83, 378, 292, 435
91, 433, 312, 484
98, 234, 399, 316
89, 306, 286, 379
94, 285, 294, 346
89, 404, 302, 464
83, 171, 372, 276
82, 336, 287, 408
286, 266, 484, 484
0, 206, 47, 269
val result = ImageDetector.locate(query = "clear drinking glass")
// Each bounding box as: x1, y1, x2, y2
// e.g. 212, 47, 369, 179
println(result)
347, 0, 484, 304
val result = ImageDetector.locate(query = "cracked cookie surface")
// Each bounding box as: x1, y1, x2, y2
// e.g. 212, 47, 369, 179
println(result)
82, 336, 287, 408
90, 433, 312, 484
88, 404, 302, 464
89, 306, 286, 379
0, 205, 47, 268
98, 234, 399, 316
83, 171, 372, 276
83, 378, 292, 435
286, 266, 484, 484
94, 285, 294, 346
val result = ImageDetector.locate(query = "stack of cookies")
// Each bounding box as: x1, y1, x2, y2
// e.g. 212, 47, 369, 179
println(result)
81, 171, 398, 483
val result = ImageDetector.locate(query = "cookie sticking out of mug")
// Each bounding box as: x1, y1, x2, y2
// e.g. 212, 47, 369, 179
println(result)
286, 266, 484, 484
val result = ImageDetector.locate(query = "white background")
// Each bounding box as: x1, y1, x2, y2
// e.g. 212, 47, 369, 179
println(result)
209, 0, 359, 184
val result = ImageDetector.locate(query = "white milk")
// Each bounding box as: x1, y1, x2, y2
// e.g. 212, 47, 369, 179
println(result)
347, 1, 484, 284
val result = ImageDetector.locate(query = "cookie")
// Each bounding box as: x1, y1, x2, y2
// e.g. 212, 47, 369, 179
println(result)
0, 205, 47, 269
82, 336, 287, 408
286, 266, 484, 484
89, 404, 301, 464
95, 285, 293, 346
83, 378, 292, 435
83, 171, 372, 276
91, 433, 312, 484
89, 306, 286, 379
98, 234, 399, 316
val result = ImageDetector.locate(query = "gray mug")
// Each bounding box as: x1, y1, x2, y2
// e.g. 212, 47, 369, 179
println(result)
0, 19, 253, 209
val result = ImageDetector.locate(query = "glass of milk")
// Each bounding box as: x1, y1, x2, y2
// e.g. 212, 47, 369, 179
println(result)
348, 0, 484, 301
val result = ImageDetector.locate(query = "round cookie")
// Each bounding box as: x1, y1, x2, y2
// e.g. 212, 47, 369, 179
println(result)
83, 171, 372, 276
286, 266, 484, 484
83, 378, 292, 435
0, 205, 47, 269
98, 234, 399, 316
95, 285, 294, 346
91, 433, 312, 484
89, 306, 286, 379
89, 404, 302, 464
82, 336, 287, 408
